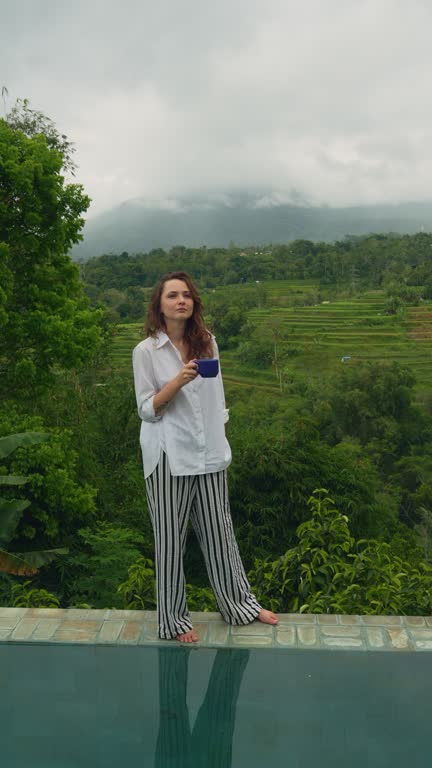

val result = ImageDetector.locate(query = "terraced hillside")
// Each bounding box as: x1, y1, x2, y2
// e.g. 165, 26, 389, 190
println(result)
208, 279, 319, 305
110, 323, 281, 392
110, 280, 321, 386
109, 286, 432, 399
242, 292, 432, 393
110, 322, 144, 370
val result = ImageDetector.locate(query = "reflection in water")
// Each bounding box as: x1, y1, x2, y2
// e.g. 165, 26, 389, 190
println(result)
155, 647, 250, 768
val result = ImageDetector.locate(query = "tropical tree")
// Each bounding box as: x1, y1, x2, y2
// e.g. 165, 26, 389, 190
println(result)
0, 411, 97, 547
0, 112, 104, 395
0, 432, 67, 575
5, 97, 77, 174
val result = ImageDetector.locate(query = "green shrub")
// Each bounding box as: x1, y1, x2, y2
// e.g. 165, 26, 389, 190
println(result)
62, 522, 144, 608
11, 580, 60, 608
0, 414, 96, 546
185, 584, 218, 612
0, 430, 67, 576
117, 556, 156, 609
117, 556, 218, 612
249, 488, 432, 615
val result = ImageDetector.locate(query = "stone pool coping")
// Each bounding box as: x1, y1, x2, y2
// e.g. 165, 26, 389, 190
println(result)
1, 608, 432, 651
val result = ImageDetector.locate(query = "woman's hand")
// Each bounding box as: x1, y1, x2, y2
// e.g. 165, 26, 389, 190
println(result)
154, 361, 198, 414
175, 360, 198, 388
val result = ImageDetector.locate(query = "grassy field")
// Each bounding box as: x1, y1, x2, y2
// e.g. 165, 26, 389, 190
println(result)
109, 282, 432, 400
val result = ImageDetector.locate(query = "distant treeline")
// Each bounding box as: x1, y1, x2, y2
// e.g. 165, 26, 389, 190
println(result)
81, 232, 432, 294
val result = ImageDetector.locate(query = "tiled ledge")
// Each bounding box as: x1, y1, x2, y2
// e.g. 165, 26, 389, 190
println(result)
1, 608, 432, 651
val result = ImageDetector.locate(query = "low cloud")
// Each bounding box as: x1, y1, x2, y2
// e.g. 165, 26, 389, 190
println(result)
2, 0, 432, 215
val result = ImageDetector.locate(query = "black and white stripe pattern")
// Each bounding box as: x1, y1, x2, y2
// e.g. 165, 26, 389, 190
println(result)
145, 451, 261, 639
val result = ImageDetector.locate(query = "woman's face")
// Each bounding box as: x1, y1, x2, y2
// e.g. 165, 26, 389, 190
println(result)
160, 279, 194, 324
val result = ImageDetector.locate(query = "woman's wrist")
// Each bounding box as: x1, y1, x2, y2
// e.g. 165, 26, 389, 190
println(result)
154, 376, 182, 413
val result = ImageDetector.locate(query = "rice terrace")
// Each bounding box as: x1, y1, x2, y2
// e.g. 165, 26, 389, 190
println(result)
110, 281, 432, 400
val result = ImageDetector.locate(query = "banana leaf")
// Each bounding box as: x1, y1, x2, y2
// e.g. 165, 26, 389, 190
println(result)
0, 498, 30, 545
0, 476, 28, 486
0, 432, 50, 459
0, 547, 68, 576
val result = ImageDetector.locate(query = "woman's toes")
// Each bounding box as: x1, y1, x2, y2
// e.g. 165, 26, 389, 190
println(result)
176, 629, 199, 642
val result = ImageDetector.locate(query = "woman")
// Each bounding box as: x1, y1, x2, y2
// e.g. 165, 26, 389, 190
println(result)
132, 271, 278, 642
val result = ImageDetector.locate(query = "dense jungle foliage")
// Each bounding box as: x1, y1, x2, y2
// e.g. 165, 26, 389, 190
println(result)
80, 232, 432, 322
2, 105, 432, 614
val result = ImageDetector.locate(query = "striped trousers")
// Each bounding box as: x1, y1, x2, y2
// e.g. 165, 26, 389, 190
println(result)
145, 451, 261, 639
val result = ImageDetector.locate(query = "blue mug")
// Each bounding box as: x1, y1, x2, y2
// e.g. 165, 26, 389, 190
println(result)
196, 358, 219, 378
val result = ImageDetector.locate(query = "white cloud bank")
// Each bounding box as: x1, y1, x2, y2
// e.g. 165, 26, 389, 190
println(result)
1, 0, 432, 215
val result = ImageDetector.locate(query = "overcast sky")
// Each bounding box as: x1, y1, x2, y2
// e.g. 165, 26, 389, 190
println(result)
1, 0, 432, 216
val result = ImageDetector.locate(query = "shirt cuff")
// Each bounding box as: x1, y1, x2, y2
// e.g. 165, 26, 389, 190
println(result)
140, 395, 163, 423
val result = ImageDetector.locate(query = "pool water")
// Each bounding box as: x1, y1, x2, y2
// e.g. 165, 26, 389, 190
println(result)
0, 644, 430, 767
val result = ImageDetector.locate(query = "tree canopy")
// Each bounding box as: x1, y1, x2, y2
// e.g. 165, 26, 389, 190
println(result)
0, 116, 103, 394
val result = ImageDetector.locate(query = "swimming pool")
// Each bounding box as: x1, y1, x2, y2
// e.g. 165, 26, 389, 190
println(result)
1, 643, 430, 767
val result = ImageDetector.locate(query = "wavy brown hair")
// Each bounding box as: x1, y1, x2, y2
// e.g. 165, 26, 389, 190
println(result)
145, 271, 214, 359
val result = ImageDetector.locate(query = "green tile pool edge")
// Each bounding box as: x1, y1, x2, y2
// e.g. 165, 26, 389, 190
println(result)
1, 609, 432, 651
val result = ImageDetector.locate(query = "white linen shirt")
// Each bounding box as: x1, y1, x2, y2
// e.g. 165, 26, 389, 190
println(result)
132, 331, 231, 478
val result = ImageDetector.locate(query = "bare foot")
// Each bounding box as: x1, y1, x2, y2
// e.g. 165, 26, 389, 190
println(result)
257, 608, 278, 625
176, 628, 199, 643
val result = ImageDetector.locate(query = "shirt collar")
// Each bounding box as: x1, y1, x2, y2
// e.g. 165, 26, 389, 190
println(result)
154, 331, 170, 349
155, 329, 216, 349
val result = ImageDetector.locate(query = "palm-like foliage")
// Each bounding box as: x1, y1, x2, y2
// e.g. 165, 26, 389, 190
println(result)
0, 432, 67, 575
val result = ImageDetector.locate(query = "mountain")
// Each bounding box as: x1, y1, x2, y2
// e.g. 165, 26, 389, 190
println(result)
72, 193, 432, 261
